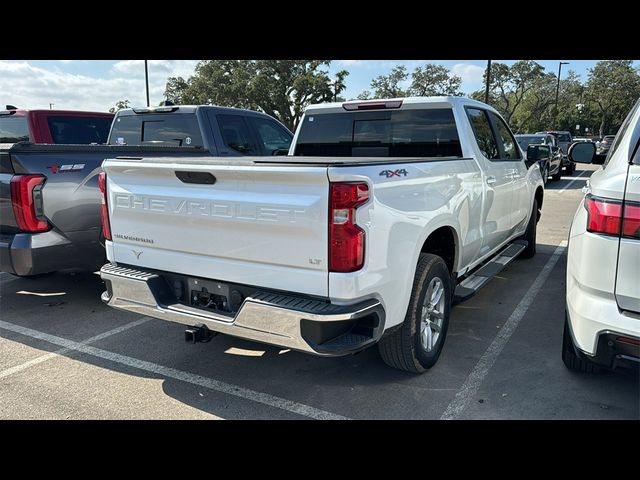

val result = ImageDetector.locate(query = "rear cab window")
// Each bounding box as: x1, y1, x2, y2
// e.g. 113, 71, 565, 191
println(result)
294, 108, 462, 157
47, 116, 112, 144
0, 116, 30, 143
109, 113, 203, 147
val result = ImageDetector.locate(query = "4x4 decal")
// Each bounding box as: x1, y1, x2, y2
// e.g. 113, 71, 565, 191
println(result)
379, 168, 408, 178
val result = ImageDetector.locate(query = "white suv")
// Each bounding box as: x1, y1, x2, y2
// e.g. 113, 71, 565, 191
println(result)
564, 99, 640, 372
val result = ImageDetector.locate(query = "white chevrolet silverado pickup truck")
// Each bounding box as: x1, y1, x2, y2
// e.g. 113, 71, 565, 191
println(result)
99, 97, 544, 373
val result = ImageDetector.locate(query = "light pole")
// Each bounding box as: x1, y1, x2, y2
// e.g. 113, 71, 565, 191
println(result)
49, 103, 54, 110
554, 61, 569, 128
144, 60, 150, 107
484, 59, 492, 104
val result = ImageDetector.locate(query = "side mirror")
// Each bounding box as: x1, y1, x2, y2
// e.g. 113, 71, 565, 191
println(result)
568, 141, 596, 164
551, 145, 560, 153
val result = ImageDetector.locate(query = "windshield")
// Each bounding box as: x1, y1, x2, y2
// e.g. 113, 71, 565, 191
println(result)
516, 135, 547, 149
294, 108, 462, 157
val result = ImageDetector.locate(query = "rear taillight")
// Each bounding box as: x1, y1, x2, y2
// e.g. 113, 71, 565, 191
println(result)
329, 182, 369, 272
98, 171, 112, 241
10, 175, 49, 233
622, 203, 640, 239
585, 195, 640, 239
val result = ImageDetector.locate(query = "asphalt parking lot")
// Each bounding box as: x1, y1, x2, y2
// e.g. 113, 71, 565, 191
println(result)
1, 163, 638, 420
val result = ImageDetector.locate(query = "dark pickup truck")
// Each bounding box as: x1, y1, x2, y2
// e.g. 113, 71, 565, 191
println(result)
0, 105, 293, 277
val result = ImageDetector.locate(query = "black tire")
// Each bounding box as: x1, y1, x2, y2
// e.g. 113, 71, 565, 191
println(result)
378, 253, 452, 373
551, 164, 562, 181
565, 161, 575, 176
562, 314, 600, 373
519, 198, 538, 258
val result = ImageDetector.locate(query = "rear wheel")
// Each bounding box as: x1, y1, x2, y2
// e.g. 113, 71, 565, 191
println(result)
519, 199, 538, 258
566, 161, 576, 175
562, 314, 600, 373
378, 253, 451, 373
551, 163, 562, 181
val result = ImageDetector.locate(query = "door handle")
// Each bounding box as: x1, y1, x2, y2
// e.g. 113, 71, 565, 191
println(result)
486, 176, 497, 185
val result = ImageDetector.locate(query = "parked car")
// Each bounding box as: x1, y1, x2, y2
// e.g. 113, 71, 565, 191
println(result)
515, 134, 563, 183
596, 134, 616, 155
99, 96, 544, 373
536, 130, 575, 175
0, 105, 293, 277
564, 99, 640, 372
0, 107, 113, 144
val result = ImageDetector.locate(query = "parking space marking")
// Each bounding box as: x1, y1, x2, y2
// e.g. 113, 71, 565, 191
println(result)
559, 169, 588, 193
0, 317, 150, 380
440, 240, 568, 420
0, 319, 349, 420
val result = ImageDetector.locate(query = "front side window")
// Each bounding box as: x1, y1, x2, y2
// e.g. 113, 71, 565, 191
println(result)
248, 117, 292, 155
490, 112, 521, 160
217, 114, 257, 154
466, 108, 499, 160
0, 116, 29, 143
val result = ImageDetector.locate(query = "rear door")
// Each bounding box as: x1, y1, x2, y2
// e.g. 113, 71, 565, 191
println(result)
104, 158, 330, 297
465, 107, 513, 254
488, 111, 529, 231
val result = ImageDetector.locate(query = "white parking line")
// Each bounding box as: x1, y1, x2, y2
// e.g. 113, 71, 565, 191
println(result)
440, 241, 568, 420
559, 169, 588, 193
0, 317, 150, 380
0, 319, 349, 420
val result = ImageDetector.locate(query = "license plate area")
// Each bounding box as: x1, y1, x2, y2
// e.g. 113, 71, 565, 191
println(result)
188, 278, 235, 314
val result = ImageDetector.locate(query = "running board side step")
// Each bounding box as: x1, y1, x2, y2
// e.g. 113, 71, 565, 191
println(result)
453, 240, 528, 304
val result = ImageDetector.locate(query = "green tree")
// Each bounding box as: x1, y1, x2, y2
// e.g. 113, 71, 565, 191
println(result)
408, 64, 462, 96
163, 60, 347, 131
108, 99, 130, 113
164, 77, 190, 104
369, 65, 409, 98
584, 60, 640, 137
472, 61, 547, 127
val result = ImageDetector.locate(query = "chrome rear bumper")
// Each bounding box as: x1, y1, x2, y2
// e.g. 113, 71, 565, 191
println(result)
100, 263, 385, 356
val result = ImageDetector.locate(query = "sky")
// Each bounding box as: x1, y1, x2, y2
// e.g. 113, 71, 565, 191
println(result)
1, 60, 637, 112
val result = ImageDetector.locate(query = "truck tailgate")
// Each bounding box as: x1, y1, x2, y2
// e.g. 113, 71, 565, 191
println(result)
104, 158, 330, 297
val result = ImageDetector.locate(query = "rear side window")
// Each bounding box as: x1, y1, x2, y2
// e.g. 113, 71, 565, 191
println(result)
557, 133, 572, 142
248, 116, 292, 155
217, 114, 258, 154
110, 114, 202, 147
466, 108, 499, 160
47, 116, 112, 144
294, 108, 462, 157
0, 116, 30, 143
605, 98, 640, 168
489, 112, 521, 160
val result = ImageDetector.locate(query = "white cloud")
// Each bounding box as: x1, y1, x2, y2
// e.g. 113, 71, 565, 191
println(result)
337, 60, 364, 66
0, 60, 199, 112
451, 63, 485, 88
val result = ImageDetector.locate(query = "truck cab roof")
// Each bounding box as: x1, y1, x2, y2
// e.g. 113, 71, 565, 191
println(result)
304, 96, 500, 114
